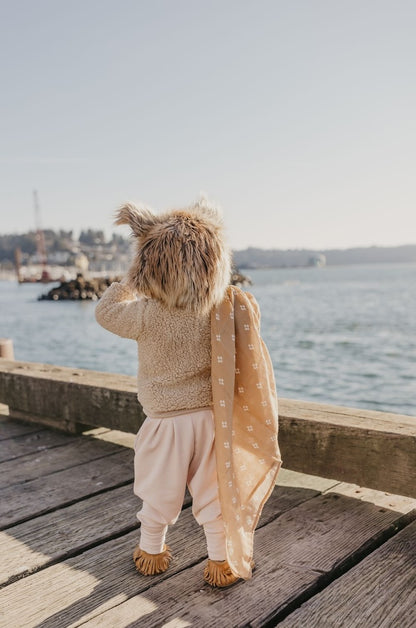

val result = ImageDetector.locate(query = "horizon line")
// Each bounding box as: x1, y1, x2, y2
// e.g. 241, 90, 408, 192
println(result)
0, 229, 415, 253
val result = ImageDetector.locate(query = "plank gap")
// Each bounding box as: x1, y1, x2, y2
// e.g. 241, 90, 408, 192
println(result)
0, 445, 125, 490
0, 442, 124, 477
0, 432, 77, 464
264, 509, 416, 627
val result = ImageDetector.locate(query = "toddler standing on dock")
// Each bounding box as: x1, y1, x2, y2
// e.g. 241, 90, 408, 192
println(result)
95, 197, 281, 587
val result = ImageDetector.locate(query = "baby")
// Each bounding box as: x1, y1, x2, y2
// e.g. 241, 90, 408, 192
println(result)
95, 197, 281, 587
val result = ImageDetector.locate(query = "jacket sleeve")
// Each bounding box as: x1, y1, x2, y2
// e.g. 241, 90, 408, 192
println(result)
95, 281, 145, 339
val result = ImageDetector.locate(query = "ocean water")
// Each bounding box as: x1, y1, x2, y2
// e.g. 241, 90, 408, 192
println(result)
1, 263, 415, 417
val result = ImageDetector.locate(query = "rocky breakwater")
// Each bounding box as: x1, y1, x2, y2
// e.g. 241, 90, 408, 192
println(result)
231, 268, 252, 286
39, 268, 251, 302
38, 274, 121, 301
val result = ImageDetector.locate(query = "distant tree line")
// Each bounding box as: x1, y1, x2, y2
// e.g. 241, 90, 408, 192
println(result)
0, 230, 73, 261
79, 229, 105, 245
233, 244, 416, 268
78, 230, 128, 247
0, 229, 128, 263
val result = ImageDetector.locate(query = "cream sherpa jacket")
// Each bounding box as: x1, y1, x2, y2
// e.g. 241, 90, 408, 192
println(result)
95, 282, 212, 417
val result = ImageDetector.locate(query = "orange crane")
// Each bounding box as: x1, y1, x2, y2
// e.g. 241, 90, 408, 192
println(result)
33, 189, 51, 282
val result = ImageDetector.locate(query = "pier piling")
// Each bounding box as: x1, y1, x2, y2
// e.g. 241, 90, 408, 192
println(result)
0, 339, 14, 360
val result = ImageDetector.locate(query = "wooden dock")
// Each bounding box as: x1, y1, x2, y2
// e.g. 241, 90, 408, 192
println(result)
0, 359, 415, 627
1, 414, 415, 627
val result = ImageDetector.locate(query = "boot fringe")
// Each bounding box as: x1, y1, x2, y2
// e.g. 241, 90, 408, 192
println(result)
133, 544, 172, 575
203, 559, 240, 588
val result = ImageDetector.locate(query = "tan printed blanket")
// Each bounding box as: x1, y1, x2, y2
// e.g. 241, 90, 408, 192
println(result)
211, 285, 282, 579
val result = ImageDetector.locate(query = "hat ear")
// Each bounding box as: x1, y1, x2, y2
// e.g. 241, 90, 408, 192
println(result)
191, 194, 223, 225
114, 202, 157, 237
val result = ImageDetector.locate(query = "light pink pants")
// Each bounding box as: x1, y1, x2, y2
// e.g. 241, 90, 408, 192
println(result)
133, 408, 226, 560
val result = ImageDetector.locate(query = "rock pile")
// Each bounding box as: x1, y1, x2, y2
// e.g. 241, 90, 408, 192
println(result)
231, 268, 252, 286
38, 274, 121, 301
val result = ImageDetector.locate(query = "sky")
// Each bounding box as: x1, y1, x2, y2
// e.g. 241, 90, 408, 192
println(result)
0, 0, 415, 250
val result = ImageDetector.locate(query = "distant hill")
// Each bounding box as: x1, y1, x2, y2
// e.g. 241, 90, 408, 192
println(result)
233, 244, 416, 268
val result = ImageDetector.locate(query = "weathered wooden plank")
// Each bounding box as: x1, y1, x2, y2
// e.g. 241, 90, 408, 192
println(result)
0, 416, 41, 440
277, 468, 339, 492
325, 481, 416, 514
278, 404, 416, 498
0, 485, 313, 627
78, 494, 415, 628
6, 408, 95, 435
0, 437, 123, 489
279, 519, 416, 628
279, 397, 416, 432
5, 359, 414, 435
89, 428, 136, 449
0, 359, 143, 433
0, 428, 75, 463
0, 449, 134, 529
0, 484, 138, 586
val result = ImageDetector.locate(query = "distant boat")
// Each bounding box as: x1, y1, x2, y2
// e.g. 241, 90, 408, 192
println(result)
308, 253, 326, 267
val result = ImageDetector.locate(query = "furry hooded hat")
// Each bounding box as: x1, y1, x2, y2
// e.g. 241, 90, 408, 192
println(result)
115, 197, 231, 314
